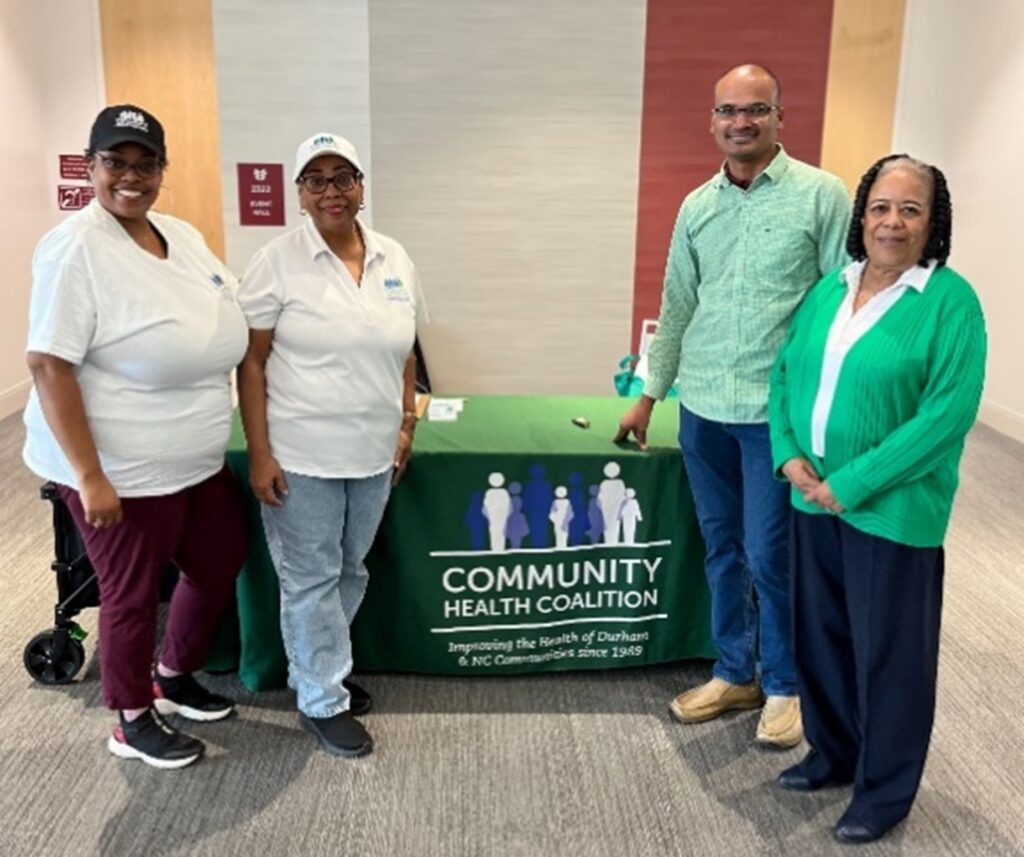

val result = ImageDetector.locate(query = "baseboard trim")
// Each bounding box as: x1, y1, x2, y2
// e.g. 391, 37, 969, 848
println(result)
978, 398, 1024, 444
0, 379, 30, 420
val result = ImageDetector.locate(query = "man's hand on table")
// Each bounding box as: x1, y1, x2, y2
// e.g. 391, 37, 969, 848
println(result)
613, 395, 655, 450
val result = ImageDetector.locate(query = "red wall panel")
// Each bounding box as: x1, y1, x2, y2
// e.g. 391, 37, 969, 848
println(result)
631, 0, 835, 349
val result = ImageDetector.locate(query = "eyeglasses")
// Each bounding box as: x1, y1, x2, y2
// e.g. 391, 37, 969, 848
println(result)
95, 152, 165, 178
297, 172, 362, 194
711, 103, 779, 120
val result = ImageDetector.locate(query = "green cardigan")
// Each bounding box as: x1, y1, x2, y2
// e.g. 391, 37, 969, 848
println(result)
768, 264, 987, 547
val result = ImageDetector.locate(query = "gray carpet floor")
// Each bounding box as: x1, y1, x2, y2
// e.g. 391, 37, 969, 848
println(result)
1, 411, 1022, 857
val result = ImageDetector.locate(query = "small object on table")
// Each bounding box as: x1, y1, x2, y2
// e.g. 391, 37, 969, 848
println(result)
427, 397, 464, 422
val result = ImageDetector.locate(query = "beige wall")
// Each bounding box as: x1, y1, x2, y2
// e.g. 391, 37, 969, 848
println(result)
98, 0, 225, 258
368, 0, 647, 395
212, 0, 373, 275
820, 0, 906, 194
893, 0, 1024, 442
0, 0, 106, 419
10, 0, 1023, 433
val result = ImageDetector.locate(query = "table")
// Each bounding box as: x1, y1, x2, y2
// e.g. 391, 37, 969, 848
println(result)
209, 396, 714, 690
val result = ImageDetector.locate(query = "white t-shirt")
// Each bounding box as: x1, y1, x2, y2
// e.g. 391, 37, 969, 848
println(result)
23, 200, 249, 496
238, 219, 428, 478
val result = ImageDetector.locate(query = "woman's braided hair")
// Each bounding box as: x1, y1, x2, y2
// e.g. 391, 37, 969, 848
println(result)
846, 154, 952, 267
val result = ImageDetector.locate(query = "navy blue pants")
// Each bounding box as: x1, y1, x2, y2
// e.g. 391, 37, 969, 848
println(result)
791, 510, 944, 830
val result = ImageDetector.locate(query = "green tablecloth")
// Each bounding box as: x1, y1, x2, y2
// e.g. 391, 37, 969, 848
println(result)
210, 396, 714, 690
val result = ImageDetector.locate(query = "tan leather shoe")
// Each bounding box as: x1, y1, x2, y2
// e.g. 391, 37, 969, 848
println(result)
755, 695, 803, 748
669, 677, 763, 723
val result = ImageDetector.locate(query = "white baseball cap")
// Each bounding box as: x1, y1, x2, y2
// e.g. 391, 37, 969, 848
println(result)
292, 133, 363, 182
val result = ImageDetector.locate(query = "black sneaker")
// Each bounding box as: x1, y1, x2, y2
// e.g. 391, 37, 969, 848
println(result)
153, 672, 235, 722
344, 679, 373, 716
299, 711, 373, 758
107, 708, 205, 769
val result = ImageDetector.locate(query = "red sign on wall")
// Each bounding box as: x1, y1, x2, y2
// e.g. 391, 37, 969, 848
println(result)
59, 154, 90, 180
237, 163, 285, 226
57, 185, 96, 211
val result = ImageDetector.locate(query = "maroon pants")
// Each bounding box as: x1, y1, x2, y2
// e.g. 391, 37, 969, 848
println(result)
58, 466, 248, 710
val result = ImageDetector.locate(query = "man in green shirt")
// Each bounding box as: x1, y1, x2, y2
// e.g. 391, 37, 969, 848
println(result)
616, 64, 850, 747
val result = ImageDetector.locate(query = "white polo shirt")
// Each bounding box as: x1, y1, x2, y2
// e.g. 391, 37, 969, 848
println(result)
23, 200, 249, 496
238, 219, 428, 479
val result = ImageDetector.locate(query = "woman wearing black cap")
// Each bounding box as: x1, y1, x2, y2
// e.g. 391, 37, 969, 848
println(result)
22, 104, 249, 769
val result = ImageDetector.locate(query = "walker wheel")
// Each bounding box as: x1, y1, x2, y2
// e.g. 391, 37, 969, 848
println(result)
23, 631, 85, 685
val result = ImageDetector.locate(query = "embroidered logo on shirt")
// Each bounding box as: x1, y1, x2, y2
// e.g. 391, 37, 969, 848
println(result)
210, 273, 225, 289
114, 110, 149, 133
383, 277, 410, 303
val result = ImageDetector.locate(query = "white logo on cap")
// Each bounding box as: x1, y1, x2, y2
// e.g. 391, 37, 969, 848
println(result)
114, 110, 149, 133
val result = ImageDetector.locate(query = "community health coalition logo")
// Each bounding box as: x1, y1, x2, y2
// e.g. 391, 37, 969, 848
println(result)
426, 460, 674, 652
464, 461, 646, 551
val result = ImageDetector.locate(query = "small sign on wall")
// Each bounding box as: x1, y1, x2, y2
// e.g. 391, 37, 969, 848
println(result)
237, 163, 285, 226
57, 185, 96, 211
57, 154, 93, 212
59, 154, 90, 181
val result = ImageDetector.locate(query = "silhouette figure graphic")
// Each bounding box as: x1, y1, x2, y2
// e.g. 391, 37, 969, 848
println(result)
598, 462, 627, 545
620, 487, 643, 544
523, 464, 555, 547
482, 472, 512, 552
549, 486, 574, 549
567, 472, 588, 546
464, 490, 487, 550
505, 481, 530, 549
587, 484, 604, 545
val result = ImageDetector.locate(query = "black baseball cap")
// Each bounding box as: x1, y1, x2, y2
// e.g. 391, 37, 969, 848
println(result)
88, 104, 166, 160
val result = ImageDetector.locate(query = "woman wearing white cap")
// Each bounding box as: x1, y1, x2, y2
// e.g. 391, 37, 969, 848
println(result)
237, 133, 427, 757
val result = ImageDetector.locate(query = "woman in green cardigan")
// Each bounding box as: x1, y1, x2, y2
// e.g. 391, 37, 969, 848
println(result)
768, 154, 986, 845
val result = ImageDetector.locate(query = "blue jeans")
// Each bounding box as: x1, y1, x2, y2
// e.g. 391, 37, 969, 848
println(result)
261, 469, 392, 718
679, 406, 796, 696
